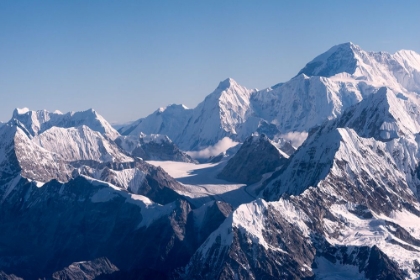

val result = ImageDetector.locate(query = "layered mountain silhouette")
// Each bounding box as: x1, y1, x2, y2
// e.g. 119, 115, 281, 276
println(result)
1, 43, 420, 279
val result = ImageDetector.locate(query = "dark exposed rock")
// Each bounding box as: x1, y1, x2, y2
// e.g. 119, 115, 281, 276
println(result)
140, 137, 196, 163
0, 176, 229, 279
0, 271, 23, 280
51, 257, 118, 280
189, 201, 233, 247
73, 159, 186, 205
115, 134, 196, 163
218, 134, 288, 184
314, 242, 406, 280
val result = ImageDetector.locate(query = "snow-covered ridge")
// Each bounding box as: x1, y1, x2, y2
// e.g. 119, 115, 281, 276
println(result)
118, 103, 193, 140
0, 109, 132, 184
121, 44, 420, 151
11, 108, 120, 140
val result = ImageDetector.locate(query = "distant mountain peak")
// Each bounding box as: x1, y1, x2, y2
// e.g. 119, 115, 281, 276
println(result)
75, 108, 98, 116
297, 42, 361, 77
8, 108, 120, 140
297, 42, 420, 93
14, 107, 30, 115
216, 78, 239, 91
155, 103, 190, 114
326, 41, 362, 55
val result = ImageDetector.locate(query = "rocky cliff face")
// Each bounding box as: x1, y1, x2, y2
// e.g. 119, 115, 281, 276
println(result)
51, 258, 118, 280
0, 175, 232, 279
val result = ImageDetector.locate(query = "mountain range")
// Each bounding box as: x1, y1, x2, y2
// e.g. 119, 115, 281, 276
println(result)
1, 42, 420, 279
119, 42, 420, 151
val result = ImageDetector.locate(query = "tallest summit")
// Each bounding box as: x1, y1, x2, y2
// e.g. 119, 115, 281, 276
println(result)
297, 42, 361, 77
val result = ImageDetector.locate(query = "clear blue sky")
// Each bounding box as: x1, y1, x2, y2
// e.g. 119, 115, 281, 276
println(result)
1, 1, 419, 123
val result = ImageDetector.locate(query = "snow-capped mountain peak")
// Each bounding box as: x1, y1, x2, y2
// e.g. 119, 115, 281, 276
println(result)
156, 103, 189, 114
298, 42, 420, 94
297, 42, 361, 77
203, 77, 255, 109
14, 107, 30, 115
174, 78, 256, 150
216, 77, 240, 91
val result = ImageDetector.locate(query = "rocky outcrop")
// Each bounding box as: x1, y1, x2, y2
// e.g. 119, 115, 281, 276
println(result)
116, 134, 196, 163
51, 258, 118, 280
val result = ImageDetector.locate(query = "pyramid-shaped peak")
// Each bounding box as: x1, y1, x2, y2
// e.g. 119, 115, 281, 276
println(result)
216, 78, 239, 90
297, 42, 363, 78
336, 41, 360, 49
322, 42, 362, 57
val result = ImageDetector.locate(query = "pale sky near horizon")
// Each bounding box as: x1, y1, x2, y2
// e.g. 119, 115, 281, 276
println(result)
0, 1, 419, 123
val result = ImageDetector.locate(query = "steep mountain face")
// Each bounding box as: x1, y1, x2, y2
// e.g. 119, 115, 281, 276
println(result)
51, 258, 118, 280
262, 87, 420, 200
184, 199, 408, 280
217, 134, 290, 184
33, 125, 131, 163
121, 78, 260, 150
250, 73, 373, 135
116, 133, 196, 163
184, 87, 420, 279
175, 78, 257, 150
